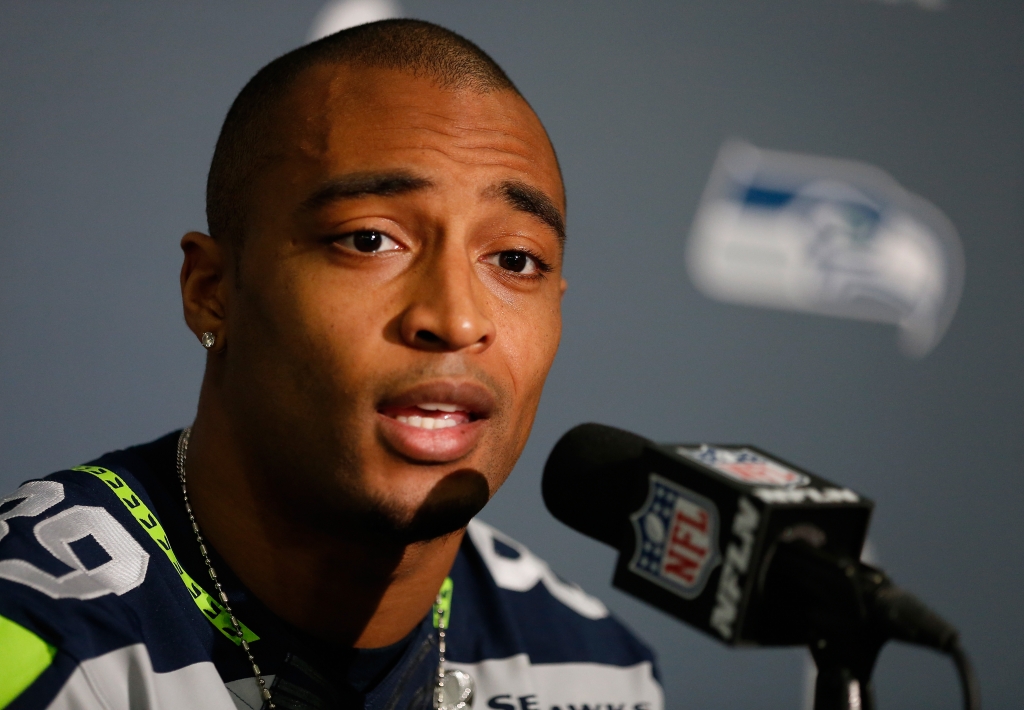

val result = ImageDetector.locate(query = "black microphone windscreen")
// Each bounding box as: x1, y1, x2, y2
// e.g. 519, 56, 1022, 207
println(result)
542, 423, 650, 547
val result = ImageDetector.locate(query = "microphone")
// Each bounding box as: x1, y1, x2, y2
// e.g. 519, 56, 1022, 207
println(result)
542, 423, 978, 710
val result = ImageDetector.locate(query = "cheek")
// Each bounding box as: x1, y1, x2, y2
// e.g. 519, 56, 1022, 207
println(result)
240, 257, 390, 405
291, 274, 393, 385
497, 295, 562, 422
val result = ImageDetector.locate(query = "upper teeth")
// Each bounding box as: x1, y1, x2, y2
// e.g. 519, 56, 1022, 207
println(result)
418, 403, 462, 412
397, 415, 458, 430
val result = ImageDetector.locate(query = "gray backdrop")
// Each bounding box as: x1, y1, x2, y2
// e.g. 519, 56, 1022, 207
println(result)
1, 1, 1021, 708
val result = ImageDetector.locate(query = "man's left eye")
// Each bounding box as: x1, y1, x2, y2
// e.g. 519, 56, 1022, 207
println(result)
336, 230, 402, 253
486, 250, 540, 275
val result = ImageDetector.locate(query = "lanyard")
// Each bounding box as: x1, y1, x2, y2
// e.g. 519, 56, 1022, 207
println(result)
78, 465, 454, 645
433, 576, 453, 629
76, 465, 258, 644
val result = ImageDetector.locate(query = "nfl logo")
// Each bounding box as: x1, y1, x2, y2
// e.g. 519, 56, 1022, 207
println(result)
678, 446, 810, 487
628, 475, 721, 599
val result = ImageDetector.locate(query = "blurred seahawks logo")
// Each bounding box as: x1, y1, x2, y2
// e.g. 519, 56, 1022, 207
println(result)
687, 141, 963, 357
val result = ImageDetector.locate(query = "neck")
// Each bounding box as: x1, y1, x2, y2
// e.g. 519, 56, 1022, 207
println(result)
183, 391, 462, 648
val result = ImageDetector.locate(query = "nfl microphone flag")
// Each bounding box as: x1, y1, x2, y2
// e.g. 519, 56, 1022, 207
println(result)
542, 425, 874, 646
615, 443, 872, 645
543, 424, 979, 710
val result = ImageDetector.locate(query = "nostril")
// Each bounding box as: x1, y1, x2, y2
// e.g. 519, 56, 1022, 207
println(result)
416, 330, 442, 344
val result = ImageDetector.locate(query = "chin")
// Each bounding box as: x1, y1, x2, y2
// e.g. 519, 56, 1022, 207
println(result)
388, 469, 492, 543
306, 468, 492, 545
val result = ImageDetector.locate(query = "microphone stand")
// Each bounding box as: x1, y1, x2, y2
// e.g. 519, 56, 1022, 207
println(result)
805, 550, 886, 710
809, 629, 884, 710
759, 540, 973, 710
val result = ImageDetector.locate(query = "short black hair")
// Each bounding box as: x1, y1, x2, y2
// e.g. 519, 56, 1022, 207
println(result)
206, 19, 520, 251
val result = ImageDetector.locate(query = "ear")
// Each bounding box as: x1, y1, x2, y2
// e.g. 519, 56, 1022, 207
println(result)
180, 231, 229, 351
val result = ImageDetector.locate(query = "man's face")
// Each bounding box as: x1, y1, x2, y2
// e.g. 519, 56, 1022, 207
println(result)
220, 65, 566, 542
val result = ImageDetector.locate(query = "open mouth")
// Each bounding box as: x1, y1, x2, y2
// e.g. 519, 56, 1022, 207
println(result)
376, 381, 494, 429
380, 403, 478, 430
375, 381, 496, 462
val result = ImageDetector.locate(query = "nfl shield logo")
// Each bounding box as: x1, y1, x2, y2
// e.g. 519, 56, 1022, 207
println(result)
628, 474, 721, 599
678, 445, 811, 487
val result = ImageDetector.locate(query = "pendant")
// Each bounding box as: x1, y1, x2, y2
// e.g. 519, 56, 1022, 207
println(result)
435, 669, 475, 710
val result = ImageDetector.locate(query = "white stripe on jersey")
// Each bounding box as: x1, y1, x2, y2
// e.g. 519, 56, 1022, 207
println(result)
446, 655, 664, 710
45, 644, 237, 710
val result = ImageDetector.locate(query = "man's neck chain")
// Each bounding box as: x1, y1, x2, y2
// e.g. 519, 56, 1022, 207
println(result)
175, 427, 473, 709
177, 427, 275, 708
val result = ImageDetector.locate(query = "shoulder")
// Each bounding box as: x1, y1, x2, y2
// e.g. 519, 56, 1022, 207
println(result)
0, 457, 229, 709
449, 519, 663, 710
463, 519, 611, 623
0, 466, 148, 609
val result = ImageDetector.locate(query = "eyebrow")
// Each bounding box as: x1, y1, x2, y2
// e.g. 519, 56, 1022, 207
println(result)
487, 180, 566, 245
300, 171, 565, 244
300, 171, 434, 210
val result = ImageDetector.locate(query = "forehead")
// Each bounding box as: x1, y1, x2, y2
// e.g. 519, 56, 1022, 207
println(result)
263, 63, 564, 210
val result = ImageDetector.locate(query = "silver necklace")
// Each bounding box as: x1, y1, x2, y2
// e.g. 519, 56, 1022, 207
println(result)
435, 600, 449, 708
176, 427, 473, 710
177, 427, 275, 709
433, 594, 474, 710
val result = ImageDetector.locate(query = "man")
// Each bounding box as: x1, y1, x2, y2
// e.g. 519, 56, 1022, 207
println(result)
0, 20, 661, 710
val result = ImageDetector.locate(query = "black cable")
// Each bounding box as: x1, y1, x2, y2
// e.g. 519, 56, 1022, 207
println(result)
949, 642, 981, 710
862, 577, 980, 709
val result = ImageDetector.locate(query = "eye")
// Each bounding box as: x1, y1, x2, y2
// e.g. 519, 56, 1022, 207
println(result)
336, 230, 402, 254
486, 250, 542, 275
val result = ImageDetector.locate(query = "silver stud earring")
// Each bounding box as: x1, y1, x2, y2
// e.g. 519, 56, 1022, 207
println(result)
200, 332, 216, 349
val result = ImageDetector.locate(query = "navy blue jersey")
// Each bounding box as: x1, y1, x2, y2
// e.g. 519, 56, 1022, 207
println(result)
0, 433, 661, 710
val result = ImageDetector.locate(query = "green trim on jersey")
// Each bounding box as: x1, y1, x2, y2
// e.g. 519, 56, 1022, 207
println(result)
74, 466, 259, 645
0, 613, 56, 709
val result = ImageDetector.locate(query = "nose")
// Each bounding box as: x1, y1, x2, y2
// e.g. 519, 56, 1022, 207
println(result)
398, 247, 495, 353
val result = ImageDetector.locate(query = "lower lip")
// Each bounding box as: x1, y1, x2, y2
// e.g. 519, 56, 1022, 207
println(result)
376, 413, 487, 462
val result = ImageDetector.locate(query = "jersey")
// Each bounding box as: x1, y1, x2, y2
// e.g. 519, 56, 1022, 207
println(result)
0, 432, 663, 710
